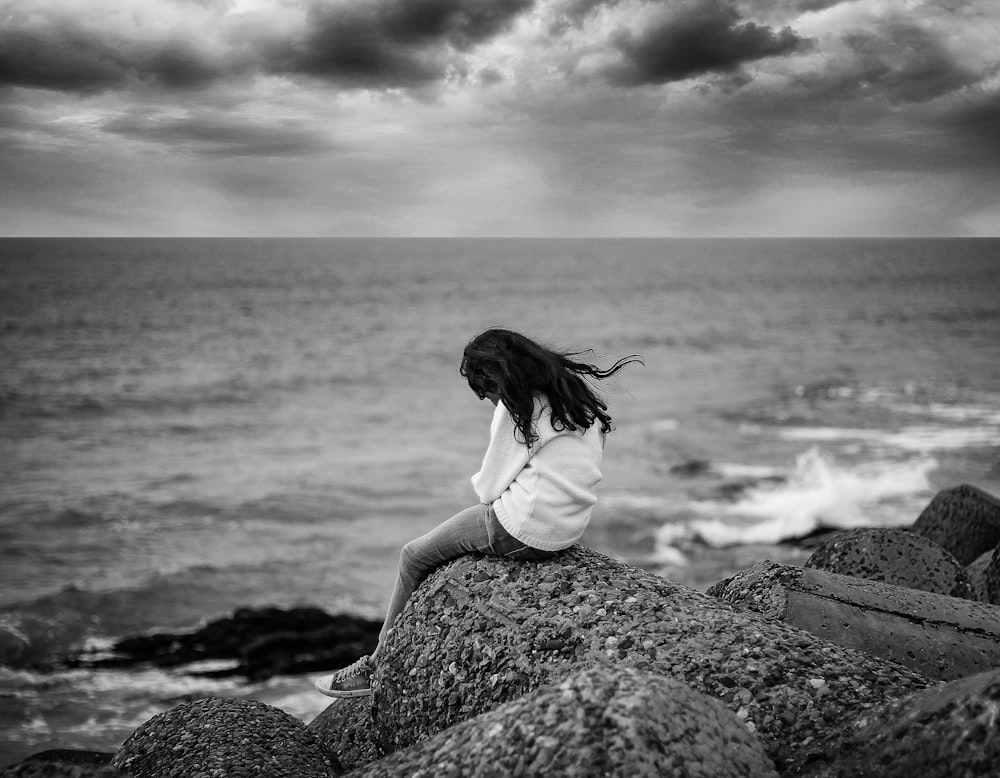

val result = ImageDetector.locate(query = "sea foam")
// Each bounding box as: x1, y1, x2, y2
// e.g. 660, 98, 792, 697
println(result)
656, 448, 936, 548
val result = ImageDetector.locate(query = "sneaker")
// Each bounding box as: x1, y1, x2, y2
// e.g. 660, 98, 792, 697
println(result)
314, 655, 372, 698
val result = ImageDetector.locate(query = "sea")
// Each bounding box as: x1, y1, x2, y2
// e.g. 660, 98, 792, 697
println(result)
1, 237, 998, 765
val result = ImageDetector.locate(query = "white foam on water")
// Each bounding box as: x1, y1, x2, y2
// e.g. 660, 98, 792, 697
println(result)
775, 424, 998, 451
713, 462, 785, 479
656, 448, 936, 548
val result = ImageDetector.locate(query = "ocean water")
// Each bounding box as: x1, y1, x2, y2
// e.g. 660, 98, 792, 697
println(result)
1, 237, 999, 764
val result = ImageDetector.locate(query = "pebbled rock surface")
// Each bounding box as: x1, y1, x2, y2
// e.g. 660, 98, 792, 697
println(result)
112, 697, 342, 778
63, 607, 381, 681
800, 668, 1000, 777
348, 664, 779, 778
708, 560, 1000, 681
912, 484, 1000, 565
308, 698, 381, 771
352, 546, 930, 775
804, 528, 975, 599
984, 544, 1000, 605
965, 548, 997, 603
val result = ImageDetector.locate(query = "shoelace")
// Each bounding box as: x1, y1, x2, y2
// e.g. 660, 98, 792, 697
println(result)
332, 655, 370, 682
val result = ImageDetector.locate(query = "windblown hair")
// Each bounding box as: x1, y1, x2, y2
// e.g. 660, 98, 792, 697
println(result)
460, 328, 643, 446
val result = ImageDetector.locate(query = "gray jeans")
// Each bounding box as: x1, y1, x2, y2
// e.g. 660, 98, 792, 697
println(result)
374, 503, 556, 659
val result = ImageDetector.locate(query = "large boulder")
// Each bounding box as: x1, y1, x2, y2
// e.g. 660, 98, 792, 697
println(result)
984, 544, 1000, 605
321, 547, 931, 775
111, 697, 342, 778
911, 484, 1000, 565
308, 698, 381, 771
709, 561, 1000, 681
805, 528, 975, 599
801, 668, 1000, 777
350, 665, 778, 778
965, 547, 998, 604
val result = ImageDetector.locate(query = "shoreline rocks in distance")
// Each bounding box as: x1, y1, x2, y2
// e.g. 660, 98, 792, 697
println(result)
58, 607, 381, 682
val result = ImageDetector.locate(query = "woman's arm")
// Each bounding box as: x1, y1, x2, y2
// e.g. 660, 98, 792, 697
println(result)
471, 401, 531, 504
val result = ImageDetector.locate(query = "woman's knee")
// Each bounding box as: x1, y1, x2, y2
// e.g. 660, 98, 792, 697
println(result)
399, 538, 434, 575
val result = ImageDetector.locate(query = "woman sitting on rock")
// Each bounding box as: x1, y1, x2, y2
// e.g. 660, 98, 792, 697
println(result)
315, 328, 641, 697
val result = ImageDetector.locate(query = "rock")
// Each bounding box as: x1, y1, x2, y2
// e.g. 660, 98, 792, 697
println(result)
965, 548, 996, 603
804, 528, 976, 599
350, 665, 779, 778
64, 607, 381, 681
710, 561, 1000, 681
985, 544, 1000, 606
111, 697, 342, 778
911, 484, 1000, 565
669, 459, 713, 476
800, 668, 1000, 777
0, 766, 125, 778
21, 753, 114, 767
0, 751, 123, 778
307, 697, 381, 771
351, 546, 929, 775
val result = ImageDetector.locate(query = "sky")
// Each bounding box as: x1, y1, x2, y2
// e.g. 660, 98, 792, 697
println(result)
1, 0, 998, 237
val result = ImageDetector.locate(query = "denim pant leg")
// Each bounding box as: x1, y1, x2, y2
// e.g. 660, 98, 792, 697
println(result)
375, 504, 494, 655
373, 504, 558, 661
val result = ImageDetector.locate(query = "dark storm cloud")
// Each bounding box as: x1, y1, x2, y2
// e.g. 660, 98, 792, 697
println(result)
0, 25, 220, 94
604, 1, 811, 87
0, 0, 536, 96
285, 0, 535, 87
101, 113, 332, 157
785, 20, 980, 108
795, 0, 848, 11
0, 27, 127, 93
841, 23, 978, 104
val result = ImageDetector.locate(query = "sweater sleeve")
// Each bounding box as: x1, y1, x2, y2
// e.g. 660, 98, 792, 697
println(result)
471, 401, 531, 504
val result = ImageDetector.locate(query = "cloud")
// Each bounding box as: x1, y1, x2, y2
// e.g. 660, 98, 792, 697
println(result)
603, 0, 811, 87
0, 0, 537, 95
101, 111, 333, 157
937, 92, 1000, 161
795, 0, 850, 12
840, 21, 979, 104
0, 22, 221, 94
280, 0, 535, 87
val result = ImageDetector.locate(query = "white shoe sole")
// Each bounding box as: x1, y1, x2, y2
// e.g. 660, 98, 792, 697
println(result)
314, 674, 372, 698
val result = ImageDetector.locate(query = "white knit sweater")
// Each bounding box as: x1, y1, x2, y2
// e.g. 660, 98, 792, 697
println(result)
471, 397, 604, 552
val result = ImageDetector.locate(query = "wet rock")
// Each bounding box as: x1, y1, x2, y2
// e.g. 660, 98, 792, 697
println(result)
352, 546, 929, 775
669, 458, 713, 476
63, 607, 381, 681
21, 753, 115, 767
710, 561, 1000, 681
350, 665, 778, 778
111, 697, 342, 778
0, 763, 126, 778
912, 484, 1000, 565
800, 668, 1000, 777
805, 528, 976, 599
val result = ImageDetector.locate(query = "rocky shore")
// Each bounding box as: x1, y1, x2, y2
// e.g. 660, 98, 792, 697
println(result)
4, 483, 999, 777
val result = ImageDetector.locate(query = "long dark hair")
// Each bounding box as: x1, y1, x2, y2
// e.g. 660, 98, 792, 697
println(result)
460, 329, 643, 446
